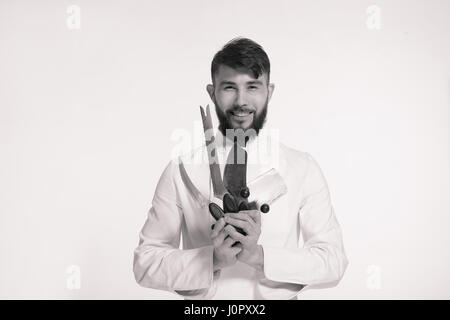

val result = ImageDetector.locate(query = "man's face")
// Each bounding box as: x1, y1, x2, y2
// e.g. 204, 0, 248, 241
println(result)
207, 65, 274, 136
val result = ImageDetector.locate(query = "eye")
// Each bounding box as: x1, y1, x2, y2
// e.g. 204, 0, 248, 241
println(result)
248, 85, 258, 90
224, 86, 235, 90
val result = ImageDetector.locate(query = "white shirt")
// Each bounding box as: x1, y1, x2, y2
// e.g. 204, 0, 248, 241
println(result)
133, 128, 348, 299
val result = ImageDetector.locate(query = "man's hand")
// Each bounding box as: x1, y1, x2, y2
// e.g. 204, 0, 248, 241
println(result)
211, 218, 242, 272
223, 210, 264, 271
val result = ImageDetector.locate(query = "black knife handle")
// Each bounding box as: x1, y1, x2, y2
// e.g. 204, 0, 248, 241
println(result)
209, 202, 246, 235
209, 203, 224, 220
223, 193, 238, 213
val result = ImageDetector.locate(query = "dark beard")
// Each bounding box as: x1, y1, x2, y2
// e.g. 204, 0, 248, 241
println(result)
214, 97, 268, 138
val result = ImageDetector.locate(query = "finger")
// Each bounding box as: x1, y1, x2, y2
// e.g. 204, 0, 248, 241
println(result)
227, 212, 254, 224
232, 242, 243, 250
224, 224, 246, 243
213, 228, 227, 247
236, 210, 260, 224
230, 246, 243, 256
224, 216, 252, 234
223, 235, 238, 248
211, 218, 225, 238
247, 209, 261, 225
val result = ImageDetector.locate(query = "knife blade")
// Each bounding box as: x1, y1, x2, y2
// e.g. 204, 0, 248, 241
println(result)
200, 105, 228, 200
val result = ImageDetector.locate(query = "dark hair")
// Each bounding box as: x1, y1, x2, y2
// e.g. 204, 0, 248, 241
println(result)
211, 37, 270, 84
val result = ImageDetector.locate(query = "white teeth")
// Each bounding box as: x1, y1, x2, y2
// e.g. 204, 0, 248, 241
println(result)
232, 111, 251, 117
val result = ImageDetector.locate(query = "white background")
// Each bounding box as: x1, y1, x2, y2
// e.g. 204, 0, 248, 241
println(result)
0, 0, 449, 299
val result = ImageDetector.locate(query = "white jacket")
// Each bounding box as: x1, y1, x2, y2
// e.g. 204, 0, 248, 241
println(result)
133, 129, 348, 299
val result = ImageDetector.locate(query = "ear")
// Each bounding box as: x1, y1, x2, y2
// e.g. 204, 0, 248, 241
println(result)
268, 83, 275, 101
206, 84, 215, 101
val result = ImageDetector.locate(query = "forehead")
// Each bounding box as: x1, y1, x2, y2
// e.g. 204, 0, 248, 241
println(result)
214, 65, 268, 85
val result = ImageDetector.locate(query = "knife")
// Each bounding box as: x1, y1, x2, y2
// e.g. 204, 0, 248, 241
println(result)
199, 105, 228, 200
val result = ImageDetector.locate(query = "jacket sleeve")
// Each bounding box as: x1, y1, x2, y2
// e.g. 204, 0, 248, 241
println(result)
133, 159, 215, 296
262, 153, 348, 288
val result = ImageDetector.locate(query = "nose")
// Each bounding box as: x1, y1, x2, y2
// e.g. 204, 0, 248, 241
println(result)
235, 89, 248, 108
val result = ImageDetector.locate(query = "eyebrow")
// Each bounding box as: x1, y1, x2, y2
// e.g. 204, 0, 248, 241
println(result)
246, 80, 263, 85
219, 80, 264, 86
219, 81, 236, 86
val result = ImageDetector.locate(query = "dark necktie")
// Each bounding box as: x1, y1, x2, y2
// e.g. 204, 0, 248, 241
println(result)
224, 140, 247, 197
223, 140, 254, 212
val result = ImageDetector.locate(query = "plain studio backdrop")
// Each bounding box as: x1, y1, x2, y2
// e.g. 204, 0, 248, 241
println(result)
0, 0, 449, 299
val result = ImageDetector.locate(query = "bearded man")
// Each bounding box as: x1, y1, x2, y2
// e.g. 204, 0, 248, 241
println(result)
133, 38, 348, 300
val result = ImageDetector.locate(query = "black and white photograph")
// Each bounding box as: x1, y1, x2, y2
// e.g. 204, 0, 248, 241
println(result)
0, 0, 449, 302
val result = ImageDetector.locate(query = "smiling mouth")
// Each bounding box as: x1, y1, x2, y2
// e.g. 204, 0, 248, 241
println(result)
229, 110, 254, 117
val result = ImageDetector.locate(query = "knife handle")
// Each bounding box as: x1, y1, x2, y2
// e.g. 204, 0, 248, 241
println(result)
223, 193, 238, 213
209, 203, 224, 220
209, 202, 246, 235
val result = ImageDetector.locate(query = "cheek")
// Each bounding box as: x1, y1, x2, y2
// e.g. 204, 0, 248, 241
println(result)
215, 92, 235, 109
251, 93, 268, 110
